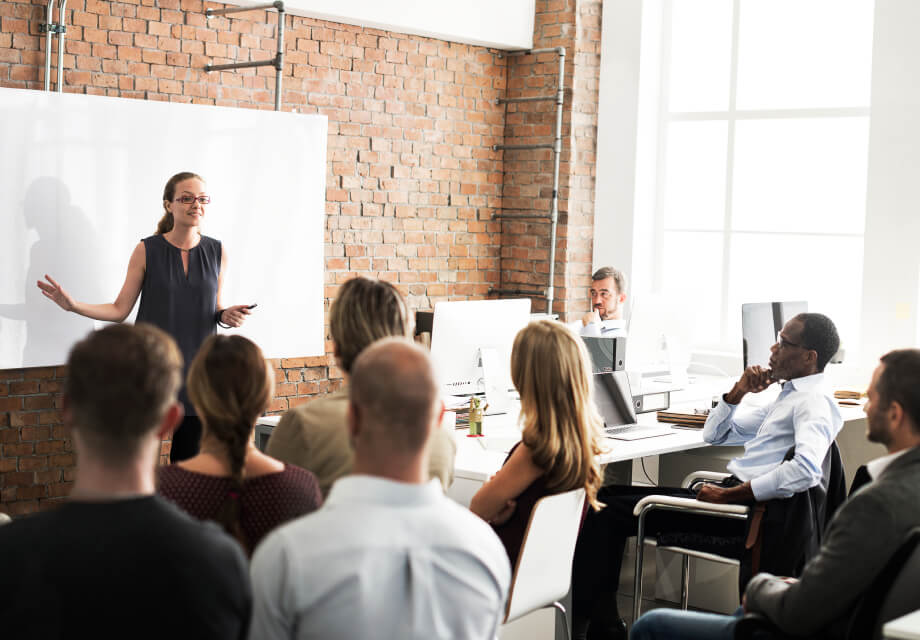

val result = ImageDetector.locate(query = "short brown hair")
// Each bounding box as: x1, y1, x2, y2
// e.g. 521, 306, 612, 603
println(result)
329, 277, 409, 374
349, 338, 438, 455
592, 266, 627, 296
65, 324, 182, 462
878, 349, 920, 433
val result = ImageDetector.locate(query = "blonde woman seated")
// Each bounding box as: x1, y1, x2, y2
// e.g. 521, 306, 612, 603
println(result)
470, 319, 605, 567
157, 335, 322, 555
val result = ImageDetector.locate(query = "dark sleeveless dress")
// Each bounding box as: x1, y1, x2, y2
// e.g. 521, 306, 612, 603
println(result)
492, 442, 551, 569
136, 233, 221, 418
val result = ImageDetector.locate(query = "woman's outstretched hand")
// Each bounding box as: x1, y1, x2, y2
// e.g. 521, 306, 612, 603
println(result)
219, 304, 254, 328
37, 275, 75, 312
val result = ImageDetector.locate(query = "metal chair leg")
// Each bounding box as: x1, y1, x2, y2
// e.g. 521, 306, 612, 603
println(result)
680, 554, 690, 609
551, 601, 570, 640
633, 510, 648, 623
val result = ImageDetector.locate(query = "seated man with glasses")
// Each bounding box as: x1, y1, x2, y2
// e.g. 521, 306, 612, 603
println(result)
572, 313, 843, 640
567, 266, 629, 337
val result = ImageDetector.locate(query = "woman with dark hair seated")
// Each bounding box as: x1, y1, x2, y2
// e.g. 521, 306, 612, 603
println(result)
157, 334, 321, 555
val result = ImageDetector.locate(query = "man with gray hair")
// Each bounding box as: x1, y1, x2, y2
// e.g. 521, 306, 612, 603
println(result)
568, 266, 628, 337
249, 338, 511, 640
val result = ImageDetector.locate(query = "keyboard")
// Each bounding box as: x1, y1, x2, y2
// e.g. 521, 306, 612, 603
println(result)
603, 424, 675, 441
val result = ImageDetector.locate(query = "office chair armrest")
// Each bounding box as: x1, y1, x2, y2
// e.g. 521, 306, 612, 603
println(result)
633, 495, 751, 518
681, 470, 733, 488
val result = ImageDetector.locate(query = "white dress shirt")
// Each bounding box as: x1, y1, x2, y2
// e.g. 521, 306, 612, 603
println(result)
248, 475, 511, 640
865, 448, 909, 480
702, 373, 843, 501
566, 317, 627, 338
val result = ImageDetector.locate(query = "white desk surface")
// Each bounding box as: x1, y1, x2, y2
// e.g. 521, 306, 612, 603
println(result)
885, 610, 920, 640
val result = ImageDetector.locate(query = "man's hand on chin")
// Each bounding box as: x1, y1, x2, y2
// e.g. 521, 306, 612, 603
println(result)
696, 481, 755, 505
582, 309, 602, 327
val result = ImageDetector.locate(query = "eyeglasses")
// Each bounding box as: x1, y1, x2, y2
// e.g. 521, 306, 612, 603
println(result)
175, 195, 211, 205
590, 290, 614, 300
776, 331, 805, 350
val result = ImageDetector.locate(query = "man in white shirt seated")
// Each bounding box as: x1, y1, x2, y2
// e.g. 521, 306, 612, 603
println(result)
631, 348, 920, 640
567, 266, 628, 337
573, 312, 843, 640
248, 338, 511, 640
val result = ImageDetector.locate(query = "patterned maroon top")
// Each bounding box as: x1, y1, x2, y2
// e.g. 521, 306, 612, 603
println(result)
156, 464, 322, 553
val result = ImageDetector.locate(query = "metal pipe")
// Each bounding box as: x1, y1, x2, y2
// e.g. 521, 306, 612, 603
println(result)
492, 143, 554, 151
497, 95, 555, 104
56, 0, 66, 92
680, 555, 691, 609
206, 2, 282, 17
273, 5, 285, 111
44, 0, 55, 91
492, 215, 552, 221
205, 59, 276, 73
501, 47, 563, 57
545, 47, 565, 314
489, 288, 545, 297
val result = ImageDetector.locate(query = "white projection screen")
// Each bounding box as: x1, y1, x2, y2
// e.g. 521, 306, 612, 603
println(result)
0, 87, 327, 368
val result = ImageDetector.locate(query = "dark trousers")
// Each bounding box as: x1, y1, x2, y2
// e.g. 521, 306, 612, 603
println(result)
572, 483, 747, 621
169, 415, 202, 463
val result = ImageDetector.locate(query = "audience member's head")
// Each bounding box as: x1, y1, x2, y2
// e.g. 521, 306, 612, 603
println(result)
65, 323, 182, 467
186, 334, 274, 550
866, 349, 920, 447
590, 266, 628, 320
347, 338, 442, 481
329, 276, 409, 374
771, 313, 840, 379
511, 320, 604, 508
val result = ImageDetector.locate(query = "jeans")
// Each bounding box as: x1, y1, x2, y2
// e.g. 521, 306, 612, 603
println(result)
630, 607, 743, 640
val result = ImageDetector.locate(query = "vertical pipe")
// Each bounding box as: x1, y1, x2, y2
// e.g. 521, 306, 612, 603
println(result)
44, 0, 56, 91
680, 554, 690, 609
56, 0, 67, 92
545, 47, 565, 314
274, 6, 285, 111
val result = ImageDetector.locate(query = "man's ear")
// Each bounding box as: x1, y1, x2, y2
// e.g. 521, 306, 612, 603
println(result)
618, 292, 627, 305
156, 402, 184, 441
888, 400, 906, 433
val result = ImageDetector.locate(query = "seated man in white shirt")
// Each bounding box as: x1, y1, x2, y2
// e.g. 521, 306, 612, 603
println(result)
572, 312, 843, 640
631, 348, 920, 640
248, 338, 511, 640
567, 266, 628, 337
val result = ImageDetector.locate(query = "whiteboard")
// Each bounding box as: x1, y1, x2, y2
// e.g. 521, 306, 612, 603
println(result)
0, 87, 327, 367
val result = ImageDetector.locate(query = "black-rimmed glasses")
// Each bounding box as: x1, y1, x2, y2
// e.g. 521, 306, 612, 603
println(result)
175, 195, 211, 205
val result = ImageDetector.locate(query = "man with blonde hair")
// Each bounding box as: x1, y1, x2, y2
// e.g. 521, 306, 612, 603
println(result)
267, 276, 456, 496
250, 338, 510, 640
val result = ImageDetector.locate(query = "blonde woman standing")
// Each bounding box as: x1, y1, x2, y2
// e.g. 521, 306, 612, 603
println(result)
470, 319, 605, 567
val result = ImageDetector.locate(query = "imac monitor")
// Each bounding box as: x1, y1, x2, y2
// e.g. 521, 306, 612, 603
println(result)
593, 370, 638, 428
430, 299, 532, 396
742, 301, 807, 368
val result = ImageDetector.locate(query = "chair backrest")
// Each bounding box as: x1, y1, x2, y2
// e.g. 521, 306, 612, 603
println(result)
504, 488, 586, 625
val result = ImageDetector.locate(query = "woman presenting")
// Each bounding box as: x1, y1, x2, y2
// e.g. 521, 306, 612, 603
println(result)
38, 171, 254, 461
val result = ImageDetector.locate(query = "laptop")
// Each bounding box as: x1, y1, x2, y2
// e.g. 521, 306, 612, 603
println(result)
594, 371, 675, 441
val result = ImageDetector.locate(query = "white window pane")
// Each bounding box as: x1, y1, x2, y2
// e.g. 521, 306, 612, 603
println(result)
663, 121, 728, 230
725, 233, 863, 354
732, 118, 869, 234
661, 231, 724, 345
736, 0, 875, 110
668, 0, 733, 112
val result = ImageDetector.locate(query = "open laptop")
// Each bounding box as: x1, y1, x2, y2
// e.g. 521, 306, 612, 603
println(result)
594, 371, 675, 441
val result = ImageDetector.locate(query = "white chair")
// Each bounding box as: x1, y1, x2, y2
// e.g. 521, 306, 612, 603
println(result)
502, 488, 586, 640
631, 471, 751, 621
0, 512, 11, 526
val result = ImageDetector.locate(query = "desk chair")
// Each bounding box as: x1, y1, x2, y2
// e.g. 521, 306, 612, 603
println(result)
735, 527, 920, 640
414, 310, 433, 347
502, 488, 586, 640
631, 443, 845, 622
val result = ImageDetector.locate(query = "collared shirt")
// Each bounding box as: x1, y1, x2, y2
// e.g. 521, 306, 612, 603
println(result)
866, 448, 909, 480
248, 475, 511, 640
566, 317, 627, 338
702, 373, 843, 501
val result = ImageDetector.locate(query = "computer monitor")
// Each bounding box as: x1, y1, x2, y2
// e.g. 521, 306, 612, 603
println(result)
429, 299, 532, 396
742, 301, 808, 368
593, 370, 638, 428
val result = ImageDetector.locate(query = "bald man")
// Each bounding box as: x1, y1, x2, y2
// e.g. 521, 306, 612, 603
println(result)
249, 338, 511, 640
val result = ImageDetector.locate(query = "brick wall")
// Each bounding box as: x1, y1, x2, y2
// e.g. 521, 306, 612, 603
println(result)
0, 0, 601, 515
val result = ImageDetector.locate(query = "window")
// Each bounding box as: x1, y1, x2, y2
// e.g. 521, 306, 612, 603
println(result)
644, 0, 874, 353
